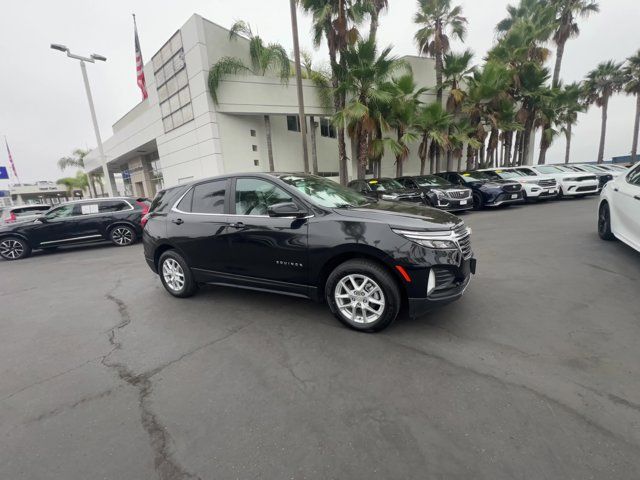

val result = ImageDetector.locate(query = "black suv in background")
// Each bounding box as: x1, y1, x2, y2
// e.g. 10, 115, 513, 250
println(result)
436, 171, 524, 209
143, 173, 476, 332
0, 197, 149, 261
347, 178, 425, 204
396, 175, 473, 212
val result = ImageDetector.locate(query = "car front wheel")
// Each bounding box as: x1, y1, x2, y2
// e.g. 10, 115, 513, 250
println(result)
326, 259, 401, 332
0, 236, 31, 261
598, 202, 615, 241
158, 250, 198, 298
472, 193, 484, 210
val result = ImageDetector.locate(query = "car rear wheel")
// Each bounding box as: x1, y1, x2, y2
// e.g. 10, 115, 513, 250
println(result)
158, 250, 198, 298
109, 225, 136, 247
326, 259, 401, 332
0, 236, 31, 261
598, 203, 615, 241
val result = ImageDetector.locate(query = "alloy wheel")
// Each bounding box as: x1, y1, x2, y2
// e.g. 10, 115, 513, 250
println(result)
162, 258, 185, 292
0, 239, 24, 260
334, 274, 386, 325
112, 227, 133, 245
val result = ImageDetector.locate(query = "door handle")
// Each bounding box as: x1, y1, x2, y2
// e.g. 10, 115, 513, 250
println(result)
229, 222, 245, 229
172, 218, 184, 225
613, 188, 619, 192
634, 195, 640, 201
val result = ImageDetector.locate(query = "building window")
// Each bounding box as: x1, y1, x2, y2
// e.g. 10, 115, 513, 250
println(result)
252, 145, 258, 152
152, 32, 193, 133
287, 115, 300, 132
250, 129, 257, 137
254, 159, 260, 166
150, 159, 164, 191
320, 117, 336, 138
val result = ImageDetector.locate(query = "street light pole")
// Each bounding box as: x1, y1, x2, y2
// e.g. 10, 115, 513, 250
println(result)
50, 44, 114, 197
289, 0, 310, 173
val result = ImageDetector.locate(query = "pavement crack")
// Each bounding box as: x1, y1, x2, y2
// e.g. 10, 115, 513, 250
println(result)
386, 338, 640, 452
102, 291, 201, 480
24, 388, 116, 425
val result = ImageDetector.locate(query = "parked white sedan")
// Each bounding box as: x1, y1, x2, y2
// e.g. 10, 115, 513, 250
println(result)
598, 162, 640, 253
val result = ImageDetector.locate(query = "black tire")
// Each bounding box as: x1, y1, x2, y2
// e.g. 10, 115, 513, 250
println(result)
109, 225, 136, 247
325, 259, 401, 332
0, 236, 31, 261
158, 250, 198, 298
598, 202, 615, 241
472, 193, 484, 210
558, 187, 565, 199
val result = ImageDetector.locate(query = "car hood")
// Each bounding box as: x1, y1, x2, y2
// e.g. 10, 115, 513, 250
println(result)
333, 200, 460, 230
376, 188, 422, 196
471, 179, 518, 189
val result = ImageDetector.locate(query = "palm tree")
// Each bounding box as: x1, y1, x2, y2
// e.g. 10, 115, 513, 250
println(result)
536, 86, 563, 164
623, 50, 640, 162
57, 170, 90, 197
299, 0, 362, 184
57, 148, 100, 197
335, 39, 401, 179
414, 103, 451, 174
496, 0, 550, 35
208, 21, 290, 172
557, 82, 586, 163
584, 60, 625, 163
550, 0, 599, 87
442, 49, 475, 114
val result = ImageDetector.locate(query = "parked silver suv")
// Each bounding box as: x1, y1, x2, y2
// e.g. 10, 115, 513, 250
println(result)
0, 205, 51, 225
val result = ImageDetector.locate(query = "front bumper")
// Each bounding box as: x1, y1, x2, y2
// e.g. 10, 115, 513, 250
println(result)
407, 258, 476, 318
561, 181, 599, 195
486, 191, 525, 206
436, 197, 474, 211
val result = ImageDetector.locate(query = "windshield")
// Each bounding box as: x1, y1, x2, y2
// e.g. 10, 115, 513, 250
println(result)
576, 164, 601, 173
535, 166, 563, 174
492, 170, 524, 179
279, 175, 371, 208
460, 171, 492, 182
413, 175, 452, 187
367, 178, 404, 191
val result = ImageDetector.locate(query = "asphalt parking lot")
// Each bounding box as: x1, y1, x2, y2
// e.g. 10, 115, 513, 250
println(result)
1, 195, 639, 479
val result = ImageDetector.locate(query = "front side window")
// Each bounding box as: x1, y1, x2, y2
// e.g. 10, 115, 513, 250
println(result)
45, 204, 76, 219
235, 178, 293, 216
191, 180, 226, 214
627, 165, 640, 186
460, 171, 491, 182
535, 166, 563, 175
414, 175, 451, 187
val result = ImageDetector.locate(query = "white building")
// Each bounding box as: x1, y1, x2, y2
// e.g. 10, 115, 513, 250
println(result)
85, 14, 437, 197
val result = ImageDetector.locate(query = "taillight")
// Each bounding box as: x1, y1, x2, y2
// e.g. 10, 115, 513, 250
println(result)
7, 212, 16, 223
141, 213, 150, 229
136, 200, 150, 215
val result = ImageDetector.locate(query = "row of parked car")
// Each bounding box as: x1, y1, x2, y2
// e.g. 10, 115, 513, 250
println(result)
346, 163, 628, 212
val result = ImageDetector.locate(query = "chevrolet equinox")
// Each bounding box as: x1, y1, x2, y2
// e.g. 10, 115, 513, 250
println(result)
143, 173, 476, 332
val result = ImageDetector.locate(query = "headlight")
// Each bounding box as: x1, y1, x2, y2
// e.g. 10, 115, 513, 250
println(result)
431, 189, 446, 198
519, 179, 539, 185
392, 229, 458, 249
381, 193, 399, 200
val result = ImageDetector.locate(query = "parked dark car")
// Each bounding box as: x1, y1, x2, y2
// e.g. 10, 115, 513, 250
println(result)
0, 204, 51, 225
396, 175, 473, 212
143, 173, 476, 332
347, 177, 425, 204
436, 171, 524, 209
0, 197, 149, 261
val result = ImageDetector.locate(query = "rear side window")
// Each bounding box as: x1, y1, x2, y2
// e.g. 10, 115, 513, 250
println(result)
98, 201, 130, 213
192, 180, 226, 214
13, 207, 48, 217
626, 165, 640, 186
149, 187, 184, 214
176, 189, 194, 212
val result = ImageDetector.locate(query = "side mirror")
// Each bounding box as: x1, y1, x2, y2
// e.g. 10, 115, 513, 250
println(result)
37, 215, 48, 223
267, 202, 306, 218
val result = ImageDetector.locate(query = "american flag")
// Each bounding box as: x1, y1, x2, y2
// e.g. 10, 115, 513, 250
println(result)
4, 137, 19, 183
133, 15, 148, 100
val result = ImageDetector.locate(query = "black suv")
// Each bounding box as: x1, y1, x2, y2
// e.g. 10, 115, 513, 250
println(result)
347, 178, 425, 204
396, 175, 473, 212
143, 173, 476, 332
0, 197, 149, 261
436, 171, 524, 209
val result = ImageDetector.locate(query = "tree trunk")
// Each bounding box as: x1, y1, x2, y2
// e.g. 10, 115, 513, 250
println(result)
456, 152, 462, 172
329, 43, 349, 185
521, 117, 534, 165
264, 115, 275, 171
504, 131, 513, 167
597, 95, 609, 164
446, 149, 453, 172
564, 123, 572, 164
309, 115, 319, 174
418, 135, 428, 175
513, 130, 522, 166
466, 147, 474, 170
552, 39, 566, 88
435, 43, 444, 106
631, 94, 640, 163
357, 123, 368, 179
368, 11, 379, 43
538, 123, 550, 165
429, 142, 437, 174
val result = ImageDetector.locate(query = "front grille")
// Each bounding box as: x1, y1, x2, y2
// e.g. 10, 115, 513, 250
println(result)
446, 189, 471, 200
577, 175, 597, 182
576, 185, 597, 192
538, 179, 557, 187
453, 223, 472, 260
502, 183, 522, 192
